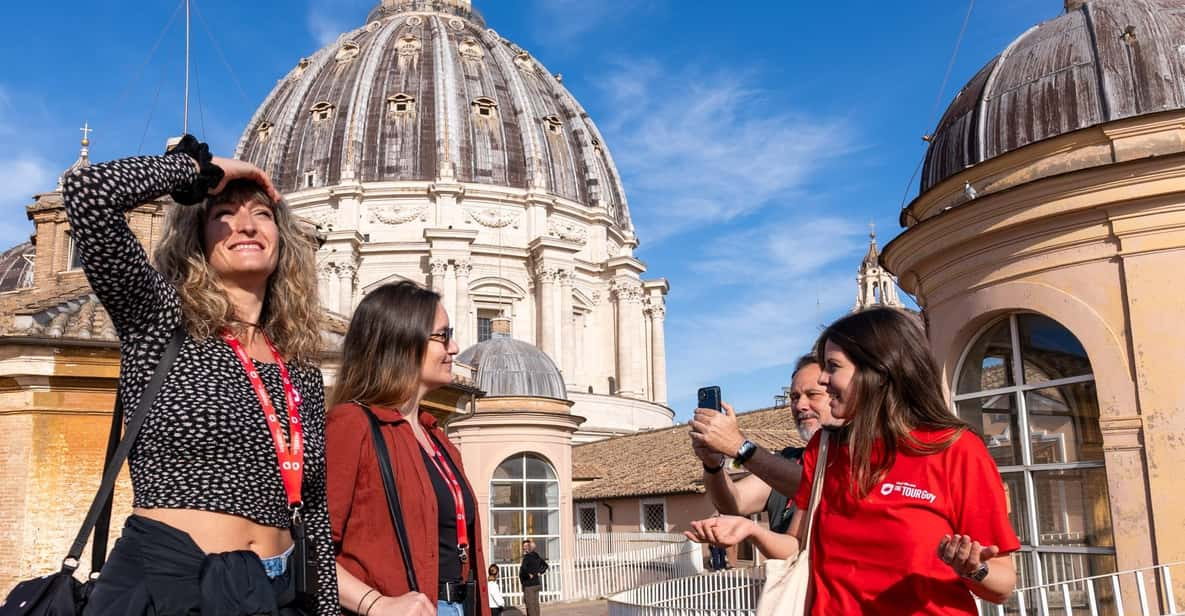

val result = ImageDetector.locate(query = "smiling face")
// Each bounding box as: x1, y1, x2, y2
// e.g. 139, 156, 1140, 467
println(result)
818, 339, 858, 421
419, 302, 459, 392
788, 362, 835, 440
202, 198, 280, 286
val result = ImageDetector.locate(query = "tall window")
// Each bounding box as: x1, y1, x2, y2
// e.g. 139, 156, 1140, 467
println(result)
65, 231, 83, 271
489, 453, 560, 564
955, 313, 1114, 600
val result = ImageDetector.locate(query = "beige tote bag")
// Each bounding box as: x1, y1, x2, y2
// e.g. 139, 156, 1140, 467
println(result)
755, 430, 830, 616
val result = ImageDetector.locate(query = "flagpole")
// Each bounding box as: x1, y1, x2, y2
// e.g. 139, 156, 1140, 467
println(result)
183, 0, 191, 134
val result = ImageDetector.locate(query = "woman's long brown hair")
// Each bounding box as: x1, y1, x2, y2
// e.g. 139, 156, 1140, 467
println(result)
330, 281, 441, 409
815, 307, 968, 499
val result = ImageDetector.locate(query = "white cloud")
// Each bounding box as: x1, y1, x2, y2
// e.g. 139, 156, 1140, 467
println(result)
529, 0, 652, 44
598, 61, 857, 242
306, 0, 370, 47
0, 156, 55, 244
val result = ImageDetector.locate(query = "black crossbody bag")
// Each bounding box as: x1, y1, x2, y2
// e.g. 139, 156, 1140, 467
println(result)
0, 328, 186, 616
357, 403, 477, 616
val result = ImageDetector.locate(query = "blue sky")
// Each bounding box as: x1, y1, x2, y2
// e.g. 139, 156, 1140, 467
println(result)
0, 0, 1061, 418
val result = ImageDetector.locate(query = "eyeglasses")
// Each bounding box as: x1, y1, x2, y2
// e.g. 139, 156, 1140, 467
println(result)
428, 327, 454, 346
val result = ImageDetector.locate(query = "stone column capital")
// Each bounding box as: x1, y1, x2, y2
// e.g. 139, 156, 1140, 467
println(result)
429, 257, 451, 277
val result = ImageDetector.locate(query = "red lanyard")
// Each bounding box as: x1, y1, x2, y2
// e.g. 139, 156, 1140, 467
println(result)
421, 432, 470, 563
222, 330, 304, 512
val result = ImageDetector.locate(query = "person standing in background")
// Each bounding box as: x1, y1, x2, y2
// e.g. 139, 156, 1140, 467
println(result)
487, 565, 505, 616
518, 539, 548, 616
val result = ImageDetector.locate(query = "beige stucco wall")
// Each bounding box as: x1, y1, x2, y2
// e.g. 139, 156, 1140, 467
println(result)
883, 119, 1185, 606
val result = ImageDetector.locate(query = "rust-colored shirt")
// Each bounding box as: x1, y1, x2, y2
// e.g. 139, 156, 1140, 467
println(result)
326, 402, 490, 615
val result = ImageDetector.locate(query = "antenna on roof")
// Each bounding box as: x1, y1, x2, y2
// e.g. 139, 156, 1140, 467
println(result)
183, 0, 191, 133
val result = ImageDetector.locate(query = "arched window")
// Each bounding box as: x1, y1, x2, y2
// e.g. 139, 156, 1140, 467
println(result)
489, 453, 560, 565
955, 313, 1115, 598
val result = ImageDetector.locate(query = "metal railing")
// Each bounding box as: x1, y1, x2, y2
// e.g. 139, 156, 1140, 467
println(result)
605, 561, 1185, 616
975, 561, 1185, 616
607, 568, 765, 616
493, 533, 701, 606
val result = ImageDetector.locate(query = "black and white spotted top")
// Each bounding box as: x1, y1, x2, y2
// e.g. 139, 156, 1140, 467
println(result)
62, 154, 338, 615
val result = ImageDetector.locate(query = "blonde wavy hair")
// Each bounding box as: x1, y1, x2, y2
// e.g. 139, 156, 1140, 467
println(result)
154, 180, 324, 364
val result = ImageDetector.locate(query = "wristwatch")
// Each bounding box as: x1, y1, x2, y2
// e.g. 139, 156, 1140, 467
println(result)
733, 440, 758, 466
961, 562, 989, 582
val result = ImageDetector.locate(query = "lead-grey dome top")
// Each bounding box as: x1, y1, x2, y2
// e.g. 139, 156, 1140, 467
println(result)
235, 0, 632, 231
457, 337, 567, 400
921, 0, 1185, 193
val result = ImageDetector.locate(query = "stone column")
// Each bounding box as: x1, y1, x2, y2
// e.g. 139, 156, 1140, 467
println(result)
647, 299, 668, 405
559, 270, 575, 383
612, 278, 644, 398
317, 261, 336, 313
429, 257, 449, 295
443, 261, 458, 327
535, 265, 559, 361
455, 259, 474, 350
337, 262, 357, 314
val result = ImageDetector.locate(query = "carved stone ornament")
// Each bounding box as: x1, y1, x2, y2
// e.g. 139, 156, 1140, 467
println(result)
465, 206, 520, 229
589, 290, 603, 306
611, 279, 644, 303
397, 35, 422, 58
369, 203, 426, 225
449, 18, 465, 31
547, 219, 588, 245
429, 257, 450, 277
459, 37, 484, 60
645, 298, 666, 320
533, 264, 564, 283
454, 259, 473, 278
308, 209, 337, 231
513, 51, 533, 71
405, 15, 423, 26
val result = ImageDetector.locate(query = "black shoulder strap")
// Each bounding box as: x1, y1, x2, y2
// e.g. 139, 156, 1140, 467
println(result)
357, 402, 420, 592
65, 326, 186, 574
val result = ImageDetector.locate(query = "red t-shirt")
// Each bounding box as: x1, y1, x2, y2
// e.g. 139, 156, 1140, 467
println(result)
793, 428, 1020, 615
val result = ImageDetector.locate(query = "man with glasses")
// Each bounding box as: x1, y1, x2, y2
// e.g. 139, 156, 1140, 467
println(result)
689, 355, 837, 541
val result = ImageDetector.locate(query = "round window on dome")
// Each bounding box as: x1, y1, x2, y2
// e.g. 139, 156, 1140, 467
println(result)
543, 115, 562, 135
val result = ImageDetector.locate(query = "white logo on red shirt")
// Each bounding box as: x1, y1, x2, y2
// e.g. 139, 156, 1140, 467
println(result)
879, 481, 937, 504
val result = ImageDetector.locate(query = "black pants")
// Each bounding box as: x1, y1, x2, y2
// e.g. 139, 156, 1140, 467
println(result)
83, 515, 306, 616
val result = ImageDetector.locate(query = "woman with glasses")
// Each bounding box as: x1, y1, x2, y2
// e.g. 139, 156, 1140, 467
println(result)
326, 281, 490, 616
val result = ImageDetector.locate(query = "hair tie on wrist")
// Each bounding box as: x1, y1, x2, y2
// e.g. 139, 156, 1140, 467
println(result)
165, 134, 226, 205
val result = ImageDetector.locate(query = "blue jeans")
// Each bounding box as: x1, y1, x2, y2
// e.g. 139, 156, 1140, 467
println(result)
437, 600, 465, 616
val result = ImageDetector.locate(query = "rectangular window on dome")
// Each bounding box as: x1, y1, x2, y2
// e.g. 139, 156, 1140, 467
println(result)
66, 231, 83, 271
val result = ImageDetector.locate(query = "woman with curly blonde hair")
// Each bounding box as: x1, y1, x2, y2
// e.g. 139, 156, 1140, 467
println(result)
63, 135, 338, 615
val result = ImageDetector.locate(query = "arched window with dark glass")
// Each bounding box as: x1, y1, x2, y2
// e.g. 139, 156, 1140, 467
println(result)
955, 313, 1115, 602
489, 453, 560, 565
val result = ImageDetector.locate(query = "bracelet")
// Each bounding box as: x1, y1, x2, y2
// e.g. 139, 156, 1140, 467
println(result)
703, 458, 725, 474
164, 134, 225, 205
356, 589, 377, 615
364, 593, 383, 616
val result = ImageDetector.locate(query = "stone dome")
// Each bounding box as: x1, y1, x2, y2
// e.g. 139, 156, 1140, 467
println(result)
0, 242, 34, 293
921, 0, 1185, 193
235, 0, 632, 231
457, 336, 567, 400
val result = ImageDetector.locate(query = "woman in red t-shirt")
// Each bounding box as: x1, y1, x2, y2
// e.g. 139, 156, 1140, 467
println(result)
687, 308, 1020, 614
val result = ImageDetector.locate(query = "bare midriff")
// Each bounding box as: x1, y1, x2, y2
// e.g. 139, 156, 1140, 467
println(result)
134, 507, 292, 557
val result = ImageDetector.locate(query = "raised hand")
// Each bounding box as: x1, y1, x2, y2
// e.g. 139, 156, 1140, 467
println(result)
689, 401, 746, 458
210, 156, 283, 203
684, 515, 756, 548
938, 534, 999, 578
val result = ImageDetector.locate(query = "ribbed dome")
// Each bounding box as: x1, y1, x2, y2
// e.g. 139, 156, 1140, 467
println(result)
0, 242, 34, 293
235, 0, 631, 230
457, 337, 567, 400
921, 0, 1185, 193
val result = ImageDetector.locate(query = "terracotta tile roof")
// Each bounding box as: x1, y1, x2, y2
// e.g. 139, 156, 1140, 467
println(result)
572, 405, 806, 501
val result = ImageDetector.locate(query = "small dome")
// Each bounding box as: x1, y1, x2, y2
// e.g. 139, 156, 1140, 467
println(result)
0, 242, 35, 293
921, 0, 1185, 193
457, 337, 567, 400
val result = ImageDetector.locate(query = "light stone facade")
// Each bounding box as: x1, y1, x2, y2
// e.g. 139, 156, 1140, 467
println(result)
238, 0, 673, 439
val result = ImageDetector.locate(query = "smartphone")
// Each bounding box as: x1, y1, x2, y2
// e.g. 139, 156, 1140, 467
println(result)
697, 386, 723, 412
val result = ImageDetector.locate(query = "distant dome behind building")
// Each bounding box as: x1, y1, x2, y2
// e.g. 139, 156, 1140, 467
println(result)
458, 336, 567, 400
921, 0, 1185, 193
235, 0, 632, 230
0, 242, 35, 293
